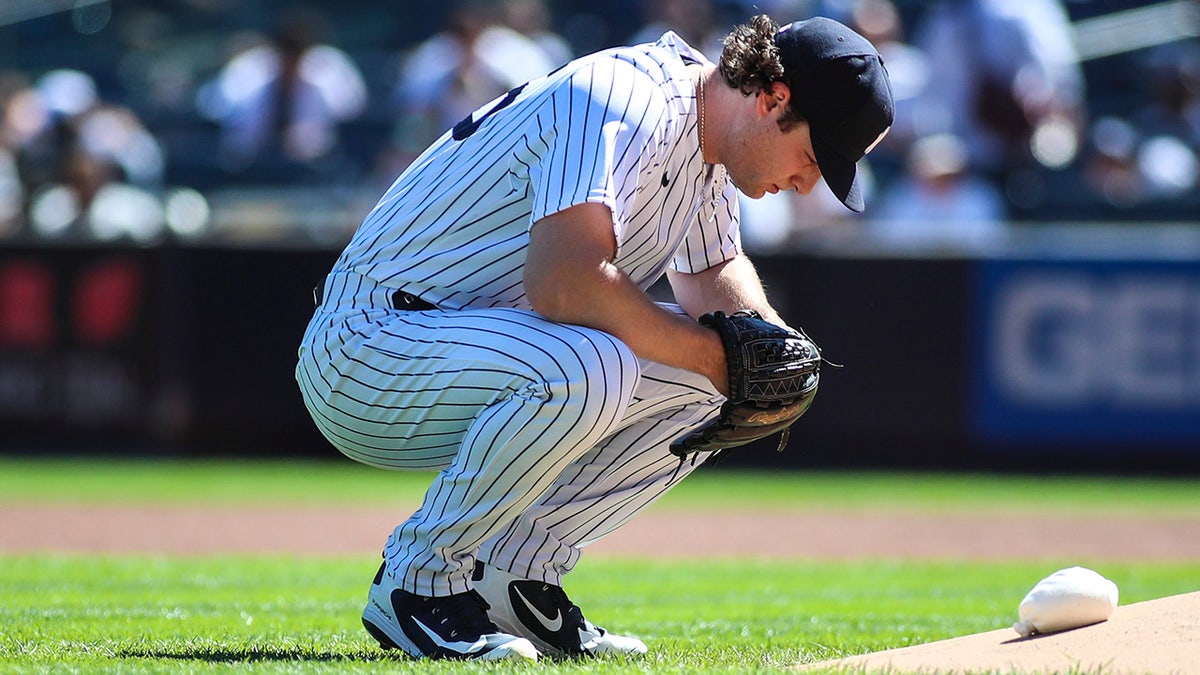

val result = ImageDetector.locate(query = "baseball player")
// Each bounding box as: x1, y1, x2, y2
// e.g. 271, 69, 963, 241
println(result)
297, 14, 892, 661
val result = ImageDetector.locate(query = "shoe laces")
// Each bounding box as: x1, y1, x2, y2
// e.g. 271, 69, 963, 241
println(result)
421, 590, 497, 638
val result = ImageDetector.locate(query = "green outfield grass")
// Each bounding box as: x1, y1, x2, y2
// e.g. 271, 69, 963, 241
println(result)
2, 459, 1198, 673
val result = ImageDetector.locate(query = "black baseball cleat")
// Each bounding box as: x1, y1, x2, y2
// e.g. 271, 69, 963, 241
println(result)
361, 561, 538, 661
473, 562, 648, 658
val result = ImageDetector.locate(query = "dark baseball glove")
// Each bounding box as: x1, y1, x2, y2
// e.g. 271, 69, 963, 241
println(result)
669, 310, 822, 461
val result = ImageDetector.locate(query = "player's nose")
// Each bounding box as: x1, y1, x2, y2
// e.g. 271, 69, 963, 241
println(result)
792, 169, 820, 195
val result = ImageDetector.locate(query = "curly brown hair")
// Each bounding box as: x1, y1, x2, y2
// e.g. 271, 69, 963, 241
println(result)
717, 14, 804, 131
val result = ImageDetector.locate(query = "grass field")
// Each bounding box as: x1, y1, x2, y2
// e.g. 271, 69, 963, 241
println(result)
2, 459, 1198, 673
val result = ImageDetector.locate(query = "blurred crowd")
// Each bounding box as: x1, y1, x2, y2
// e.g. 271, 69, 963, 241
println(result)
0, 0, 1197, 249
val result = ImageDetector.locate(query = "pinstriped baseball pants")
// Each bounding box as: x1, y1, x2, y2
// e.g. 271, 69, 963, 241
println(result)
296, 276, 723, 596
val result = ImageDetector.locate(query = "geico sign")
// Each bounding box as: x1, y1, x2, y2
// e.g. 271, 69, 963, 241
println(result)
992, 273, 1198, 408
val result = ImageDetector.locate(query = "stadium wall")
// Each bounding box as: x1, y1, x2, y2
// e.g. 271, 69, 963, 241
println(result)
2, 232, 1198, 473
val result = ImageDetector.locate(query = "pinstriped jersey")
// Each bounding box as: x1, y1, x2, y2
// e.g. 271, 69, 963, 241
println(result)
333, 32, 741, 310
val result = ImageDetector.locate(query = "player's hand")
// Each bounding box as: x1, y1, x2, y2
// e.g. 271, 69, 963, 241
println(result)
669, 310, 821, 459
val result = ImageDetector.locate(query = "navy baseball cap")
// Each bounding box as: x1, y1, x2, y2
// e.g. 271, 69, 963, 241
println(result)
775, 17, 894, 212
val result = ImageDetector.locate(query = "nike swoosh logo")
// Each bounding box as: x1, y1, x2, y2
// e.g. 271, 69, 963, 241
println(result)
411, 616, 489, 653
512, 585, 563, 633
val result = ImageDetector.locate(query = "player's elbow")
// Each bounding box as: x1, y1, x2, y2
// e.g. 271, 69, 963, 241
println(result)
524, 267, 563, 316
524, 275, 574, 321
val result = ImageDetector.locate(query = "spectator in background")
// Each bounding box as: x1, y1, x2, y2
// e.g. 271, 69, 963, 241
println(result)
196, 6, 367, 183
1083, 116, 1147, 210
381, 0, 556, 176
867, 132, 1007, 248
1139, 43, 1200, 148
0, 71, 33, 237
501, 0, 573, 68
1133, 44, 1200, 203
9, 69, 104, 194
3, 69, 166, 242
1075, 41, 1199, 215
0, 149, 19, 238
1082, 114, 1199, 214
909, 0, 1085, 203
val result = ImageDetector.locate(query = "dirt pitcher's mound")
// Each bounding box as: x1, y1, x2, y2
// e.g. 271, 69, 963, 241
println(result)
807, 591, 1200, 674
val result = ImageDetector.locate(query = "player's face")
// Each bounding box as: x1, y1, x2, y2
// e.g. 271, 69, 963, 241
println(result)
723, 89, 823, 200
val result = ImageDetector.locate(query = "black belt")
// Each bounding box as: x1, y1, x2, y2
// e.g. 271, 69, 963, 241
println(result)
312, 278, 437, 311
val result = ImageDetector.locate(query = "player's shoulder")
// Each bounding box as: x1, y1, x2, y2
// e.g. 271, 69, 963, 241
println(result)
559, 32, 703, 86
642, 30, 712, 68
555, 34, 701, 117
613, 32, 708, 84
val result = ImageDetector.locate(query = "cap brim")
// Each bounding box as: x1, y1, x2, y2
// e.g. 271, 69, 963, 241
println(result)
811, 133, 864, 212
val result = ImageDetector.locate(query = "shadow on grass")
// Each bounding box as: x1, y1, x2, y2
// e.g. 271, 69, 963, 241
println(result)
118, 644, 627, 665
116, 645, 404, 663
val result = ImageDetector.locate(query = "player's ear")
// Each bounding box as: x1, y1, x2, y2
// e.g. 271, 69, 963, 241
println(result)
758, 82, 791, 117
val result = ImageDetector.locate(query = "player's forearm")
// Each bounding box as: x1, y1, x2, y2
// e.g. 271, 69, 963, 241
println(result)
529, 260, 729, 393
669, 255, 785, 326
525, 202, 729, 391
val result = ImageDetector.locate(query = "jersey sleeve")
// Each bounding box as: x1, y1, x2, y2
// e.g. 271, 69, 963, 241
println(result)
524, 58, 668, 247
670, 167, 742, 273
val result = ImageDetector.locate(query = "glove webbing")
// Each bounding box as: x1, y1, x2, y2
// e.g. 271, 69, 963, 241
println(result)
666, 425, 793, 485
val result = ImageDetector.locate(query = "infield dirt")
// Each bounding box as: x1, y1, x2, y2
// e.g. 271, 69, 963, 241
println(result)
806, 591, 1200, 675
